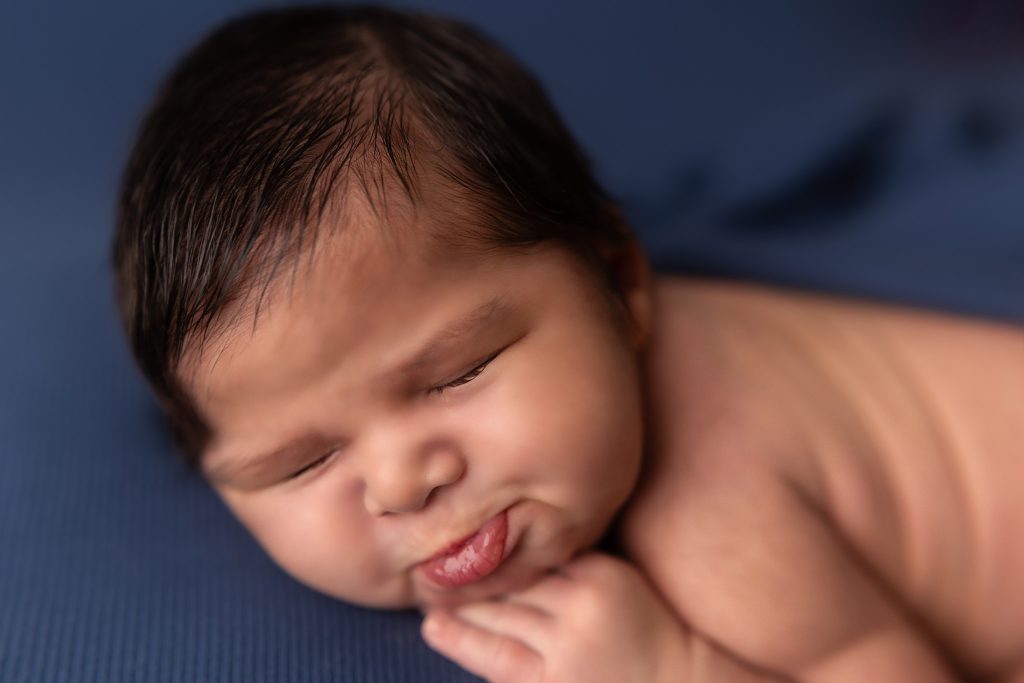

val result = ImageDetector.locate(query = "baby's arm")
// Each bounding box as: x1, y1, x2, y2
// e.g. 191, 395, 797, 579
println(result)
640, 460, 959, 682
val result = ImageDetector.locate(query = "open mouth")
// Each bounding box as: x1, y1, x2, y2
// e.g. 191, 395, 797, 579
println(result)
418, 509, 509, 589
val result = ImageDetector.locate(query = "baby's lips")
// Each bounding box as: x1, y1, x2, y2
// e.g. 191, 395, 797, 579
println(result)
418, 510, 508, 589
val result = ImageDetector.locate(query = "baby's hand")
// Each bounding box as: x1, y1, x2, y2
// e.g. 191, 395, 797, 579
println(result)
422, 552, 690, 683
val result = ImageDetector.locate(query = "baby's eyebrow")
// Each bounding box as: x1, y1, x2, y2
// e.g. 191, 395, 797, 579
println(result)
391, 295, 515, 381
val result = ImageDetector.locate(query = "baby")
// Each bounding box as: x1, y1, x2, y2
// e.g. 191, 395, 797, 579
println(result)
113, 6, 1024, 682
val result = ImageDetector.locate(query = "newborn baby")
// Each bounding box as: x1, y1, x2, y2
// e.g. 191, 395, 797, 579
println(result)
113, 6, 1024, 682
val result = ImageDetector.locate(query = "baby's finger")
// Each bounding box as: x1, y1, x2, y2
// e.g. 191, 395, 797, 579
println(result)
422, 610, 543, 683
454, 599, 553, 652
559, 551, 632, 581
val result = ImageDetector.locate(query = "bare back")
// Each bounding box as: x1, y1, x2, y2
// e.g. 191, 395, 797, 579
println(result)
622, 276, 1024, 680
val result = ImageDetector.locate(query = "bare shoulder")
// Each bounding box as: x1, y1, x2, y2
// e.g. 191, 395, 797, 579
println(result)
623, 274, 1024, 679
619, 399, 903, 679
621, 275, 845, 672
630, 275, 825, 492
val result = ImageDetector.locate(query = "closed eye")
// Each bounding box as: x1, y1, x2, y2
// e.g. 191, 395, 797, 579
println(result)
428, 350, 501, 396
286, 449, 337, 481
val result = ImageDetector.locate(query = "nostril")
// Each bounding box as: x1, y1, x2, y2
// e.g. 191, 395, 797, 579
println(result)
421, 487, 440, 509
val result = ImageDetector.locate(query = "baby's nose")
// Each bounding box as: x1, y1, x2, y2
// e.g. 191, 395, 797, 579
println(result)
362, 441, 465, 516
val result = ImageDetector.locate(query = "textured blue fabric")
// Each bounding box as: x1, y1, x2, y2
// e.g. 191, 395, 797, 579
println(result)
2, 1, 1022, 681
638, 76, 1024, 322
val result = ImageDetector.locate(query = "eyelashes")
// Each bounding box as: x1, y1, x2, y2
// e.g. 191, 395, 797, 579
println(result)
286, 449, 337, 481
428, 350, 501, 396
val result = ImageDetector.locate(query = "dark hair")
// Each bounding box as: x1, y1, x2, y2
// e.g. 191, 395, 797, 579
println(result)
114, 5, 630, 467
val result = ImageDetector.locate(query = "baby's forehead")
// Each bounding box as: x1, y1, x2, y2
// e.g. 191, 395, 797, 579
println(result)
181, 190, 522, 380
216, 176, 488, 323
317, 167, 504, 266
300, 189, 505, 304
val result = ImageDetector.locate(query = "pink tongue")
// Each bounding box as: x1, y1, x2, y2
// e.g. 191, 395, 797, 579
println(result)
420, 511, 508, 589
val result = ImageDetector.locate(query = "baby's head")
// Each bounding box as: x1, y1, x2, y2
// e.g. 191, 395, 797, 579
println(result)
114, 5, 651, 608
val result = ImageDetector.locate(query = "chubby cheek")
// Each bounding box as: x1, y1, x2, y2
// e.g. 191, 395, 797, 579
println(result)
219, 486, 411, 608
472, 335, 644, 529
548, 390, 643, 523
